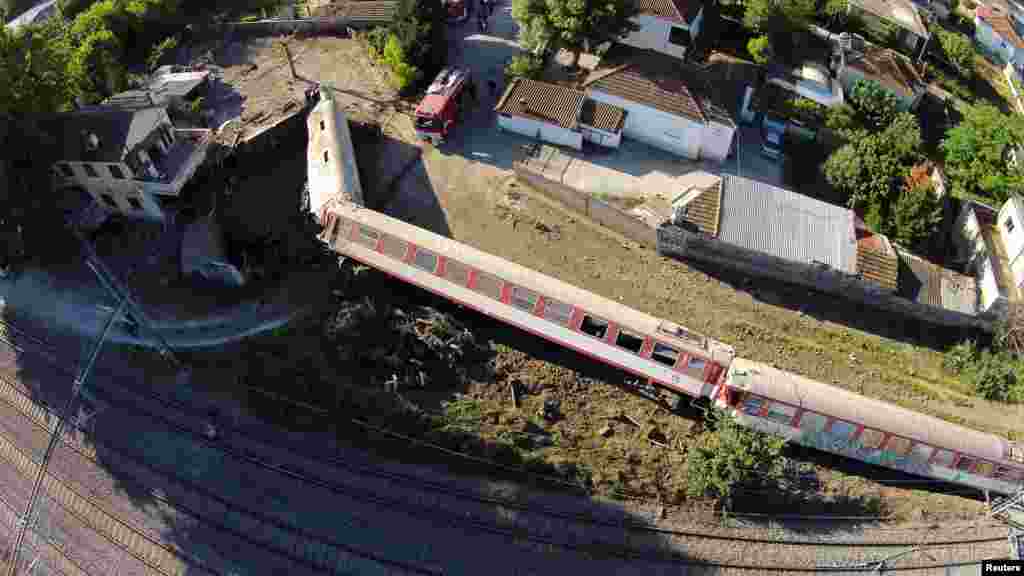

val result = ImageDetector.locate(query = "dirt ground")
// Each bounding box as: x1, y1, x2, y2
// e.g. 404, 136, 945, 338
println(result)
196, 35, 1021, 526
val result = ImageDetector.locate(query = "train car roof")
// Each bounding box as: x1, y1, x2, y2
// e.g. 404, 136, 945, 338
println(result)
728, 358, 1007, 462
328, 201, 735, 365
307, 94, 363, 214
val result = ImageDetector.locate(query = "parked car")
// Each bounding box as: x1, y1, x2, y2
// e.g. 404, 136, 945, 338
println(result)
760, 112, 787, 160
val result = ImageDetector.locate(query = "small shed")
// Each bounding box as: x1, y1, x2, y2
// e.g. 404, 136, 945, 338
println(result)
495, 78, 625, 150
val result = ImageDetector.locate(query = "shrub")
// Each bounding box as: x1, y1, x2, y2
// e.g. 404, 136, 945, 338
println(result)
505, 54, 544, 80
146, 35, 178, 72
966, 350, 1023, 402
747, 35, 771, 64
381, 33, 420, 91
944, 340, 978, 374
935, 28, 975, 77
685, 408, 786, 507
848, 79, 899, 131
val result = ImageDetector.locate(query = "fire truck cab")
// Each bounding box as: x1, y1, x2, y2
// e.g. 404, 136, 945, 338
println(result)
414, 67, 473, 145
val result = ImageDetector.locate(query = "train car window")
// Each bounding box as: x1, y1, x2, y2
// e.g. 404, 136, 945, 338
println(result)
413, 248, 438, 273
859, 429, 885, 450
764, 402, 797, 426
443, 258, 470, 286
510, 286, 539, 312
355, 225, 380, 248
798, 411, 828, 433
910, 443, 934, 465
829, 420, 858, 440
931, 449, 956, 468
956, 456, 975, 472
615, 330, 645, 354
542, 299, 573, 326
687, 357, 707, 371
579, 315, 609, 339
380, 234, 408, 260
651, 343, 679, 367
995, 466, 1024, 482
740, 395, 764, 416
975, 461, 995, 477
473, 271, 503, 300
885, 436, 912, 457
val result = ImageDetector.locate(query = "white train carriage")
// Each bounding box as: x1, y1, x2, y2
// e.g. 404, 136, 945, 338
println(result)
307, 87, 364, 216
715, 358, 1024, 495
319, 201, 735, 402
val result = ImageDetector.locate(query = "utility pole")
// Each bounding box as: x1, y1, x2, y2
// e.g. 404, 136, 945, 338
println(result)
6, 298, 127, 576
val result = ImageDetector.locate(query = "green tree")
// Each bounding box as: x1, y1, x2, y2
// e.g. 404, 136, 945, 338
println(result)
847, 79, 899, 131
889, 182, 942, 249
747, 34, 771, 64
941, 102, 1024, 203
382, 33, 420, 90
511, 0, 640, 68
146, 34, 178, 72
686, 408, 787, 507
505, 54, 544, 80
934, 28, 975, 77
824, 112, 922, 210
743, 0, 815, 59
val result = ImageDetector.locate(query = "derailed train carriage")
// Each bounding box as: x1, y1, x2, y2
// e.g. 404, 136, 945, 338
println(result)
308, 93, 1024, 496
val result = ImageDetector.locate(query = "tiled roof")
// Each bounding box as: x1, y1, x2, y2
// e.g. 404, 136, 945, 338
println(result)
845, 42, 925, 97
578, 99, 626, 133
634, 0, 701, 23
849, 0, 929, 38
717, 174, 857, 273
978, 7, 1024, 49
856, 234, 899, 291
494, 79, 586, 130
583, 48, 706, 122
675, 179, 722, 236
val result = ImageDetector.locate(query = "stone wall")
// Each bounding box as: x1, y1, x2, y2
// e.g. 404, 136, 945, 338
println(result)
657, 225, 995, 330
513, 162, 657, 248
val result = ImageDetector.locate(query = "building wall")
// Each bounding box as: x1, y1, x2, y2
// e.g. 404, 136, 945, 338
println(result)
701, 120, 735, 162
619, 14, 695, 60
586, 89, 703, 158
497, 114, 584, 150
54, 160, 164, 220
657, 225, 993, 329
579, 124, 622, 148
1000, 196, 1024, 288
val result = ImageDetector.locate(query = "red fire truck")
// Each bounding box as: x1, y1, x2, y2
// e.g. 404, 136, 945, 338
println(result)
414, 67, 474, 145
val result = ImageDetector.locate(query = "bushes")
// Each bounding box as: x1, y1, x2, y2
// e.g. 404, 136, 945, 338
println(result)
934, 28, 975, 78
747, 35, 771, 65
505, 54, 543, 80
686, 408, 786, 506
944, 340, 1024, 402
381, 33, 420, 90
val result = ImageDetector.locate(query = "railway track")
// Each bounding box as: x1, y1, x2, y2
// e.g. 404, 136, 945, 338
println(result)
0, 494, 90, 576
0, 318, 1013, 572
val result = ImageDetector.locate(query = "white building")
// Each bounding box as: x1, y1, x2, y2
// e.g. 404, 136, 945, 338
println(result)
581, 47, 736, 162
494, 78, 626, 150
620, 0, 704, 60
954, 196, 1024, 318
975, 5, 1024, 78
39, 106, 212, 223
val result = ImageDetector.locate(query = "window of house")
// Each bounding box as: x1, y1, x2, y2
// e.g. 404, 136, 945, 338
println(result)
798, 411, 828, 433
109, 165, 125, 179
126, 197, 143, 211
100, 194, 118, 209
615, 329, 645, 354
764, 402, 797, 425
56, 163, 74, 178
542, 299, 573, 326
355, 225, 380, 248
83, 164, 99, 178
443, 258, 470, 286
669, 26, 691, 47
472, 271, 503, 300
829, 420, 859, 440
650, 343, 679, 367
1006, 217, 1016, 234
413, 248, 438, 272
579, 315, 609, 339
380, 234, 408, 260
510, 286, 539, 311
931, 449, 956, 468
859, 428, 886, 450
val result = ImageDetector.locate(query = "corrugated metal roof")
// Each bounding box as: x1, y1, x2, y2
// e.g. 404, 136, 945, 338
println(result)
578, 98, 626, 133
856, 234, 899, 291
897, 250, 978, 313
634, 0, 701, 22
717, 175, 857, 273
494, 78, 586, 130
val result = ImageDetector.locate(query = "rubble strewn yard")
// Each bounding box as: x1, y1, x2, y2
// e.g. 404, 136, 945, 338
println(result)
196, 34, 1021, 528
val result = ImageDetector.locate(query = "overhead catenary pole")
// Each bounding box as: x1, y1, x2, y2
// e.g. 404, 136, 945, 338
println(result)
6, 297, 127, 576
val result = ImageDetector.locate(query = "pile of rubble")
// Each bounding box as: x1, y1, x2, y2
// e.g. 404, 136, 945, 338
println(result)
326, 299, 492, 391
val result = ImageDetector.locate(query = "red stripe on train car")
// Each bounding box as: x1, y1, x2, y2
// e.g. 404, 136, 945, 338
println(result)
532, 297, 546, 317
499, 283, 512, 305
436, 256, 448, 277
604, 323, 619, 345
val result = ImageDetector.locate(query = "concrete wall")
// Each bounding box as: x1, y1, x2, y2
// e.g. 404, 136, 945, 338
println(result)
999, 196, 1024, 287
657, 225, 995, 329
498, 114, 584, 150
579, 124, 622, 148
586, 89, 703, 159
513, 163, 657, 247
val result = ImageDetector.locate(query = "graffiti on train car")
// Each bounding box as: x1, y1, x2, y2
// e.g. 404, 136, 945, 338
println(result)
796, 429, 933, 478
